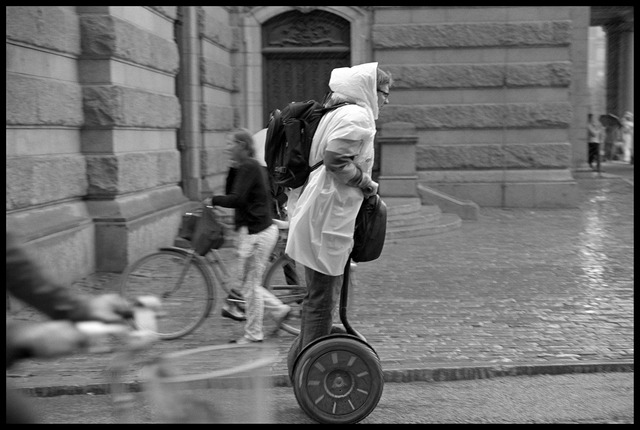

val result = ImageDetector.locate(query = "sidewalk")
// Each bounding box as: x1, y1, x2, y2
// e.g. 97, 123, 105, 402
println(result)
7, 165, 634, 396
576, 159, 634, 185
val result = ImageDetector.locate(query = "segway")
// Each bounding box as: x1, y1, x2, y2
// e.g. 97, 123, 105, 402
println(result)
287, 258, 384, 424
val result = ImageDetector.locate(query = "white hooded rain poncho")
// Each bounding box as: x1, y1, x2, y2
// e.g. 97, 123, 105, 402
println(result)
285, 62, 380, 276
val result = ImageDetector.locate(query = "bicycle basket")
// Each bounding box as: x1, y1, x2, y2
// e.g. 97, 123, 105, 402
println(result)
179, 208, 202, 241
192, 204, 225, 255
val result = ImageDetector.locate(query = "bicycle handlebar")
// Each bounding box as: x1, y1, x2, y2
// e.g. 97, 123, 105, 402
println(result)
75, 295, 161, 353
75, 321, 131, 336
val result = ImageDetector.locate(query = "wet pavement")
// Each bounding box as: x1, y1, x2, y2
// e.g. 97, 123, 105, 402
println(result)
7, 162, 634, 396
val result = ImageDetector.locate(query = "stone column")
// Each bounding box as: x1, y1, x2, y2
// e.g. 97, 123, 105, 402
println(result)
77, 7, 187, 271
376, 122, 418, 197
603, 21, 622, 115
619, 22, 634, 115
177, 7, 203, 200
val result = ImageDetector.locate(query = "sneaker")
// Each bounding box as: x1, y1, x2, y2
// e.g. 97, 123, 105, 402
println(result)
273, 305, 292, 327
230, 336, 262, 344
221, 304, 246, 322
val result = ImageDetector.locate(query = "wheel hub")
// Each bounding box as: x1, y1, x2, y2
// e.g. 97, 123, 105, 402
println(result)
324, 369, 354, 398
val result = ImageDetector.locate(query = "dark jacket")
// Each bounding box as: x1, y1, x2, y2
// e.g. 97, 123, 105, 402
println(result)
211, 158, 273, 234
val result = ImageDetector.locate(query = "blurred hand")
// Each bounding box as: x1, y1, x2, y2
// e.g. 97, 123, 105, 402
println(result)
14, 321, 90, 359
214, 205, 235, 229
85, 294, 134, 324
357, 172, 379, 198
362, 180, 379, 198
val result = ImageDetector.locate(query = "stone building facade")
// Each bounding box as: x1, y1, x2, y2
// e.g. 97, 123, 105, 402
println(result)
5, 6, 634, 284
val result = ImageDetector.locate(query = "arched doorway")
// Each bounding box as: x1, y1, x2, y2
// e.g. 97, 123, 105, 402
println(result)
261, 10, 351, 122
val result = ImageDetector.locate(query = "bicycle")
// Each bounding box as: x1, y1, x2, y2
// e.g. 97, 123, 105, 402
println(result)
37, 297, 278, 423
119, 206, 306, 340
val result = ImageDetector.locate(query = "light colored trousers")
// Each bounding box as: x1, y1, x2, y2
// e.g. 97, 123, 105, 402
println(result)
235, 224, 285, 341
621, 134, 633, 162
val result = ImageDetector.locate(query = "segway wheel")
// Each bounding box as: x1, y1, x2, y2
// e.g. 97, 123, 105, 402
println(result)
287, 326, 349, 385
292, 336, 384, 424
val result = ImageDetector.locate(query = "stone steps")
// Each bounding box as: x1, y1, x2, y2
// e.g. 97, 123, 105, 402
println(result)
383, 197, 462, 240
175, 197, 463, 248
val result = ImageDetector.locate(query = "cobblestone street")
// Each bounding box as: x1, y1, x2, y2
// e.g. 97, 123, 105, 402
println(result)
7, 166, 634, 395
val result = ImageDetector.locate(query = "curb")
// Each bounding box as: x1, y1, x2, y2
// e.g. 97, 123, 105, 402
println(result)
573, 168, 633, 186
376, 360, 634, 384
18, 360, 634, 398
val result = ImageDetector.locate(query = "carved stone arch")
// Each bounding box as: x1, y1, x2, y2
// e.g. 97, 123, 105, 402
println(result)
242, 6, 371, 131
261, 10, 351, 120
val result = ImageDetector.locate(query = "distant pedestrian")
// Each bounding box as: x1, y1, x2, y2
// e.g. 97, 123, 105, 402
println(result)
587, 113, 602, 170
208, 128, 291, 344
600, 114, 622, 161
620, 111, 633, 164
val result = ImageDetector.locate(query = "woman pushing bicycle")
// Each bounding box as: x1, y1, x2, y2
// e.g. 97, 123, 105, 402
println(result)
205, 128, 291, 344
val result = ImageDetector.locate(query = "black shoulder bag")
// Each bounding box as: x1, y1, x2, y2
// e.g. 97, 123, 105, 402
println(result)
351, 194, 387, 263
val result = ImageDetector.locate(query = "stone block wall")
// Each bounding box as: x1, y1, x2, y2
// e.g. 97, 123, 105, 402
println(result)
199, 6, 239, 197
6, 6, 95, 283
372, 6, 588, 207
78, 6, 187, 271
6, 6, 188, 280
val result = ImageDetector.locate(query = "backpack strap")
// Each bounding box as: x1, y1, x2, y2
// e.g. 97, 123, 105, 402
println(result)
310, 160, 323, 171
308, 101, 353, 173
296, 101, 354, 193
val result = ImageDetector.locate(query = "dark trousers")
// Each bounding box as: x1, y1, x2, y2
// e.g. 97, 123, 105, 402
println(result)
298, 266, 342, 351
588, 142, 599, 165
603, 141, 615, 161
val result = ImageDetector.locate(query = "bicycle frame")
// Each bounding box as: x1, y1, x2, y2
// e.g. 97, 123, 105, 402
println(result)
204, 248, 234, 294
119, 223, 298, 339
157, 246, 233, 297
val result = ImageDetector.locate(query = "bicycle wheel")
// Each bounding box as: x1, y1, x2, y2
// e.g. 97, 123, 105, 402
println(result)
263, 254, 306, 335
120, 248, 215, 340
206, 249, 235, 297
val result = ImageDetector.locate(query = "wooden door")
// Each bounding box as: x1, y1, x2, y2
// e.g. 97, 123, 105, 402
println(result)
262, 10, 351, 123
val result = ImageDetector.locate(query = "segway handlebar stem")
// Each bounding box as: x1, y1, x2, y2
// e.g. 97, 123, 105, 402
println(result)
339, 257, 365, 340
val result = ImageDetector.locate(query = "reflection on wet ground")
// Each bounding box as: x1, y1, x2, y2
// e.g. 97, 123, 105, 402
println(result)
352, 176, 633, 366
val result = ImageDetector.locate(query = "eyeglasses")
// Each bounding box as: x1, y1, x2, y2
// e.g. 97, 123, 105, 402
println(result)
377, 90, 389, 99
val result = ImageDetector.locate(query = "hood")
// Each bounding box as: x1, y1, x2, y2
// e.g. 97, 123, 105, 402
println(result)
329, 62, 379, 120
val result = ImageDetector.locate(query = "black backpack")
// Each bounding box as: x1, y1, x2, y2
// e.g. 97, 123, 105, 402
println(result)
264, 99, 351, 189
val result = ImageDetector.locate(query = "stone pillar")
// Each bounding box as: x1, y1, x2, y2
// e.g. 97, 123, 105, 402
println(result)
177, 7, 203, 200
603, 22, 622, 115
77, 7, 187, 271
619, 22, 634, 115
377, 122, 418, 197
